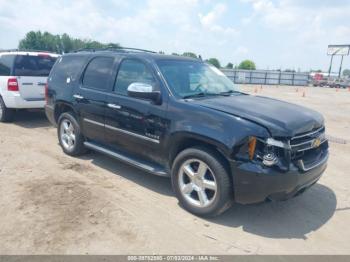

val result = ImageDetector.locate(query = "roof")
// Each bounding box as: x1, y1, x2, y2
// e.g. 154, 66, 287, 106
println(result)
0, 50, 60, 57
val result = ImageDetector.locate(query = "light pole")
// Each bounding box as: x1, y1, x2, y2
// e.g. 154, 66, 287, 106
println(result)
328, 54, 334, 77
338, 55, 344, 78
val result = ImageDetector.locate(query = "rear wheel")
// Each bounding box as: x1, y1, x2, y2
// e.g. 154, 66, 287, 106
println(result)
0, 97, 15, 122
172, 147, 233, 217
58, 112, 87, 156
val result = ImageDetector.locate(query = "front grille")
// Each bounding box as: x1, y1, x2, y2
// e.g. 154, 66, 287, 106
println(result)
290, 127, 326, 152
290, 127, 328, 171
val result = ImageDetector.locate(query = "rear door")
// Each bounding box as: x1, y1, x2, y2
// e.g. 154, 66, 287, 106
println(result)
13, 54, 57, 101
74, 56, 115, 143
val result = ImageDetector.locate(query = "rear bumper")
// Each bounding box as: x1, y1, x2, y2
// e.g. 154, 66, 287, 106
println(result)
44, 104, 56, 126
231, 152, 328, 204
2, 92, 45, 109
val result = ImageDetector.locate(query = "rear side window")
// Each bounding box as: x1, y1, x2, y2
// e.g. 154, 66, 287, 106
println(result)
0, 55, 15, 76
13, 55, 57, 77
115, 59, 156, 96
50, 55, 86, 85
82, 57, 114, 90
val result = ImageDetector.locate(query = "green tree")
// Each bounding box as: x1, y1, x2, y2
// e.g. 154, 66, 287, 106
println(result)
225, 62, 233, 69
206, 58, 221, 68
18, 31, 120, 54
61, 33, 74, 53
343, 69, 350, 77
182, 52, 197, 59
238, 60, 256, 70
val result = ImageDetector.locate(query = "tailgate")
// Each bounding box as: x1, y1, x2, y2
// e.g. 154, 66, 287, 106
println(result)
13, 54, 57, 101
17, 76, 46, 101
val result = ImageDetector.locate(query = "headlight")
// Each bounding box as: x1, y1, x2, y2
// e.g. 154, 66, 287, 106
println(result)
265, 138, 290, 149
262, 152, 278, 166
246, 137, 287, 167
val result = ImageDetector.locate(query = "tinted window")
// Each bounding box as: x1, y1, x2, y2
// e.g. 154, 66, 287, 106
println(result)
50, 55, 87, 85
83, 57, 114, 90
157, 60, 239, 98
13, 55, 57, 76
115, 59, 156, 96
0, 55, 15, 76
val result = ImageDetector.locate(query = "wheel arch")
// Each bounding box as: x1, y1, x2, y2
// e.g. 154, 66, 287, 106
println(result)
54, 101, 78, 123
168, 132, 232, 176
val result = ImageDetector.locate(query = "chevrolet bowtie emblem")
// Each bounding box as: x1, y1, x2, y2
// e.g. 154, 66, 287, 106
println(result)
312, 138, 322, 148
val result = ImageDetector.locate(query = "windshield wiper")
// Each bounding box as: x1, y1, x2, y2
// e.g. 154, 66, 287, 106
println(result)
183, 92, 219, 99
219, 90, 242, 96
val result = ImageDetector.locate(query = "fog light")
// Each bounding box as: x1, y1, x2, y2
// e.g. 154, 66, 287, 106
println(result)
263, 153, 278, 166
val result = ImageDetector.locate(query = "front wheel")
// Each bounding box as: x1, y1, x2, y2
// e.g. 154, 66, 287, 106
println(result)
172, 147, 233, 217
58, 112, 87, 156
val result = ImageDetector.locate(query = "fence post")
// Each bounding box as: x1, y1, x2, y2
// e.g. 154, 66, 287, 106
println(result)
278, 71, 282, 85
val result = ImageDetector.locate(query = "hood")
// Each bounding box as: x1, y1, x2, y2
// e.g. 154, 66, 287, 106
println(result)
192, 94, 324, 137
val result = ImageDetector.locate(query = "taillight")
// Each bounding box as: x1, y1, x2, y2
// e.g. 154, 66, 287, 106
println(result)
38, 53, 51, 58
45, 82, 49, 103
7, 78, 19, 91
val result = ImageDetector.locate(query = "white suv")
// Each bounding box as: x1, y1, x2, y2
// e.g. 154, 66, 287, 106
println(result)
0, 50, 59, 122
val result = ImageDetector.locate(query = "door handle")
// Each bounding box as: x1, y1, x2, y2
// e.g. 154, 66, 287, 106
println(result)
107, 103, 121, 109
73, 94, 84, 100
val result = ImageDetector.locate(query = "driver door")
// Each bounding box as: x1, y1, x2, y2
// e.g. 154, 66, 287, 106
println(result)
104, 58, 168, 165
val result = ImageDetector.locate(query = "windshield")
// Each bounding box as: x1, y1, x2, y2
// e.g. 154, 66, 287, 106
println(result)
157, 60, 240, 98
14, 55, 57, 77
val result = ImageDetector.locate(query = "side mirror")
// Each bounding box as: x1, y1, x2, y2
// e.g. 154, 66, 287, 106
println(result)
127, 82, 161, 104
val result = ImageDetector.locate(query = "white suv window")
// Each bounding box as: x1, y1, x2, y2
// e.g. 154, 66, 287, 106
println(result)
13, 55, 57, 77
0, 55, 15, 76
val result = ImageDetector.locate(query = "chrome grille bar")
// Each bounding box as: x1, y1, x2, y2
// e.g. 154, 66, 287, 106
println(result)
291, 127, 325, 140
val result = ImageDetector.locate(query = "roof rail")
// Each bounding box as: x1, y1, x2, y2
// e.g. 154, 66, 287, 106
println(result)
0, 49, 58, 54
72, 47, 157, 54
0, 49, 19, 53
118, 47, 157, 53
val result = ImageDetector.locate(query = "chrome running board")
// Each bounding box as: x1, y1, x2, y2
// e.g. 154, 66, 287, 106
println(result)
84, 141, 168, 177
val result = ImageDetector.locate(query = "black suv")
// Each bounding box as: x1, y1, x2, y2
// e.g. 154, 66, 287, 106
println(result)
45, 49, 329, 217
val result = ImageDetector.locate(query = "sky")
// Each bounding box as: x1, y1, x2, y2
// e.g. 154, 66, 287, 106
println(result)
0, 0, 349, 72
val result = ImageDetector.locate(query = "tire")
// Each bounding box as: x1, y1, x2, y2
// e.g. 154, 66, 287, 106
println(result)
57, 112, 87, 156
171, 147, 233, 217
0, 96, 15, 122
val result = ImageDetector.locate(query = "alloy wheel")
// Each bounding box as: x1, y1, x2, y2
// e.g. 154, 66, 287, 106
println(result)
178, 159, 217, 208
60, 119, 76, 151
